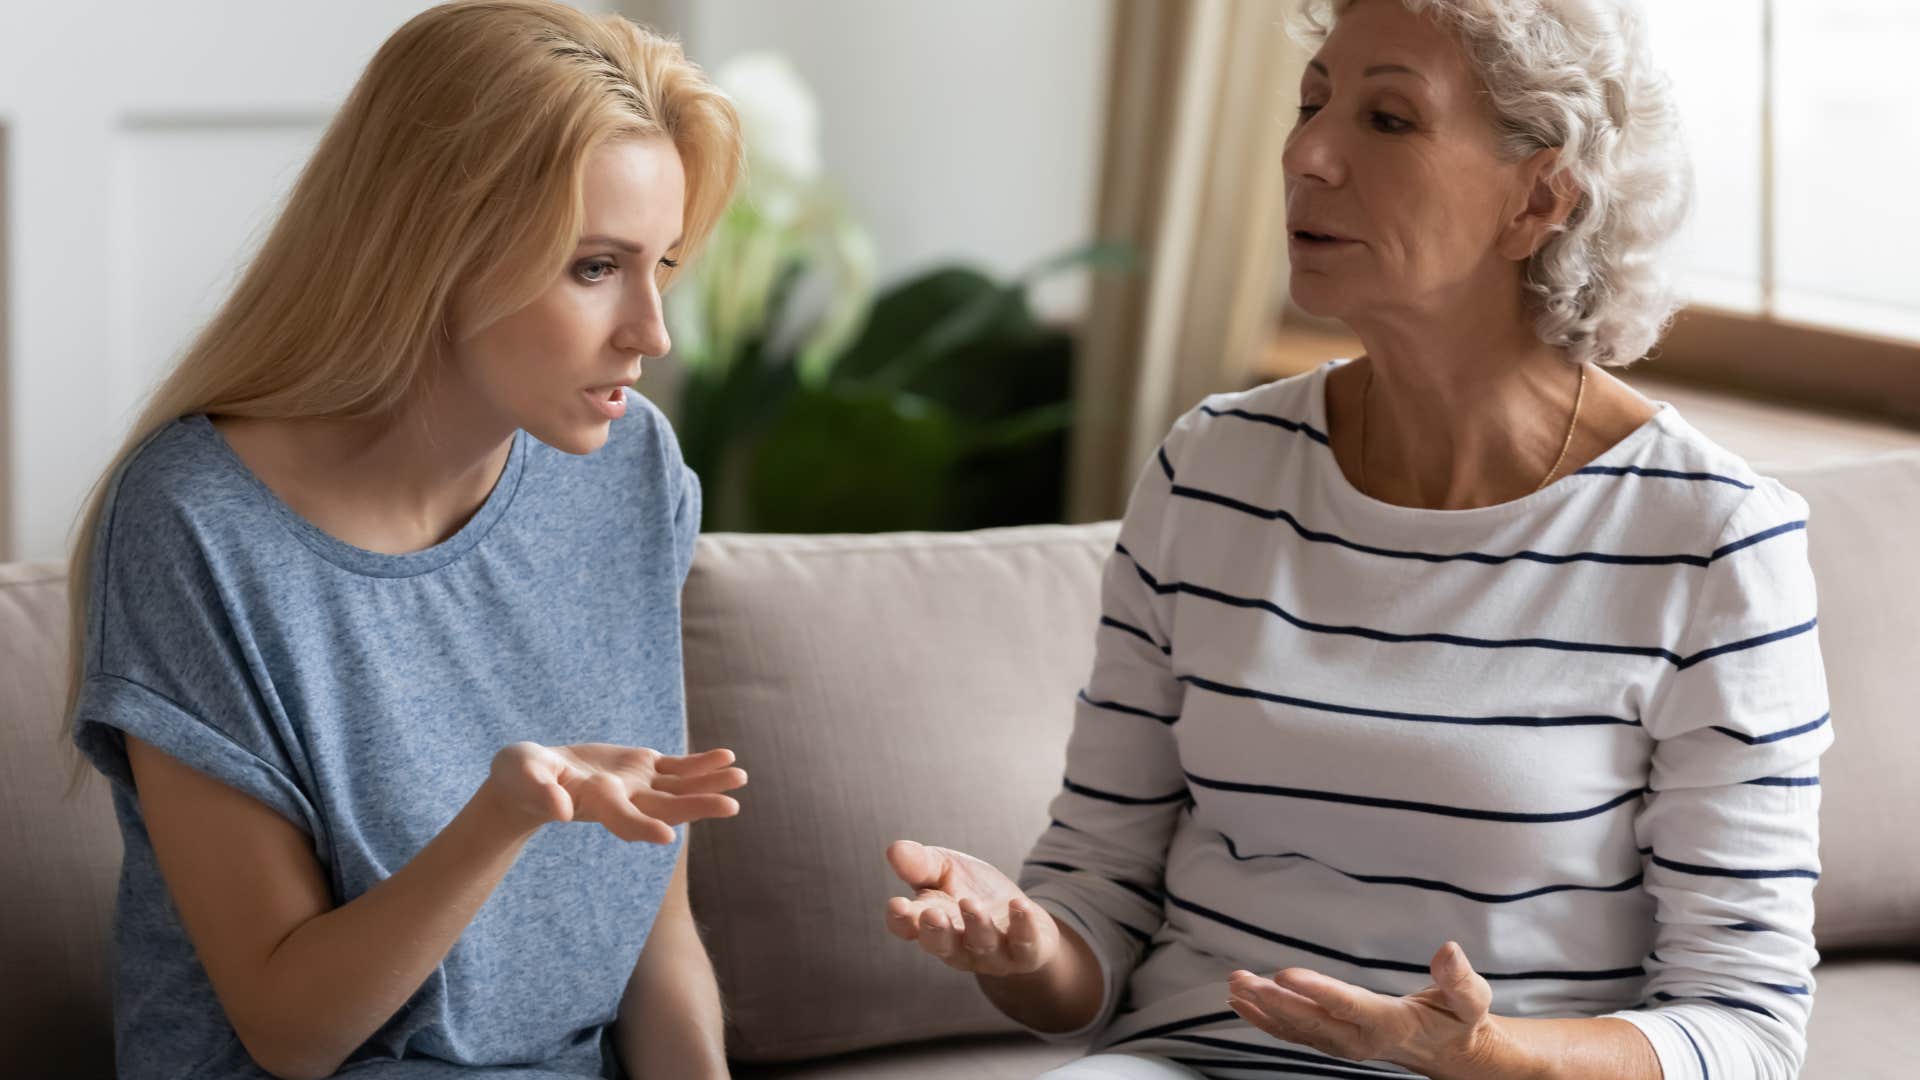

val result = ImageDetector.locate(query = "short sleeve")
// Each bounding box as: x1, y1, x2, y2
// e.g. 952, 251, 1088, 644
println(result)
75, 673, 321, 842
673, 462, 703, 586
70, 452, 323, 847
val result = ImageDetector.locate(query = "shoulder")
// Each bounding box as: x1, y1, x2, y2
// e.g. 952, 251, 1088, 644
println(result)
96, 417, 257, 569
1162, 366, 1328, 465
1623, 407, 1810, 543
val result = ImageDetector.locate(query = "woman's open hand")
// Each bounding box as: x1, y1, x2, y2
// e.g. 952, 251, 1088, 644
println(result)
883, 839, 1061, 977
1227, 941, 1502, 1077
485, 742, 746, 844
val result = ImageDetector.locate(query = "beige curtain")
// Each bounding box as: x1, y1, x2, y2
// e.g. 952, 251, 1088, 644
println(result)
1068, 0, 1307, 523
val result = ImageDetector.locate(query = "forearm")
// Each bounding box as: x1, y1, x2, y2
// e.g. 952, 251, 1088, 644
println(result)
975, 914, 1106, 1035
1423, 1016, 1662, 1080
615, 900, 728, 1078
238, 782, 535, 1078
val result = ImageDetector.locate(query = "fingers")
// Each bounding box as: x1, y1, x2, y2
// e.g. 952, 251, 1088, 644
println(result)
1005, 897, 1048, 971
539, 779, 574, 825
572, 773, 674, 844
1274, 967, 1385, 1027
653, 747, 737, 776
886, 840, 950, 890
636, 790, 740, 826
1228, 970, 1368, 1060
883, 892, 959, 942
1228, 984, 1285, 1034
1431, 941, 1493, 1018
881, 843, 1047, 975
882, 890, 980, 971
958, 897, 1003, 958
1230, 971, 1328, 1023
652, 766, 748, 797
884, 896, 924, 942
917, 905, 965, 965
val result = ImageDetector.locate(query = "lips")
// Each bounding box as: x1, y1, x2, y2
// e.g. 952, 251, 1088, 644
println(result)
1290, 226, 1353, 243
586, 385, 629, 421
586, 375, 640, 400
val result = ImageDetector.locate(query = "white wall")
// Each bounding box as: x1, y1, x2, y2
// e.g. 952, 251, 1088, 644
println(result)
0, 0, 1110, 561
0, 0, 611, 562
634, 0, 1114, 320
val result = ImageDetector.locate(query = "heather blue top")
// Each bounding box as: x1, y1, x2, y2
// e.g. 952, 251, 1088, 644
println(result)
73, 390, 700, 1079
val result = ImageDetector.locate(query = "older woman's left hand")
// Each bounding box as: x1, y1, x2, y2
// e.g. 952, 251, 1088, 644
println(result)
1227, 942, 1507, 1079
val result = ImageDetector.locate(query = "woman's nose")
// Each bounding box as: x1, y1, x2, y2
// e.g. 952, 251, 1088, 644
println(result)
1283, 115, 1345, 188
615, 293, 672, 359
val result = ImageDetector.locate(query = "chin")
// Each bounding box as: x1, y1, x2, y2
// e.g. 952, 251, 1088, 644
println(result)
1288, 276, 1350, 322
525, 418, 613, 456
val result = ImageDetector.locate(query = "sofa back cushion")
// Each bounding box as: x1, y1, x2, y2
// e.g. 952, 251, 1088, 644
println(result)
0, 563, 119, 1073
682, 525, 1116, 1062
1763, 452, 1920, 950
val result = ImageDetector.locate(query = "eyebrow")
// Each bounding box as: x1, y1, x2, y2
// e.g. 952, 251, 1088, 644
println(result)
1306, 60, 1429, 84
577, 233, 685, 253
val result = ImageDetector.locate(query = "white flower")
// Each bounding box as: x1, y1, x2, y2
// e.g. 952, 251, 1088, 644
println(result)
715, 52, 822, 193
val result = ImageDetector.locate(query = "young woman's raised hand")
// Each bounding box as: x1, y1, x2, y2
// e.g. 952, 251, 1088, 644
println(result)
486, 742, 746, 844
883, 840, 1061, 976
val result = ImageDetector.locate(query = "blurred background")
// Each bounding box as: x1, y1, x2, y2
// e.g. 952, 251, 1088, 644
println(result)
1, 0, 1916, 561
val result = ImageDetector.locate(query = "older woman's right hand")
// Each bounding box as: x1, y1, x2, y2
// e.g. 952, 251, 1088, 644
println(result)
484, 742, 746, 844
883, 839, 1061, 975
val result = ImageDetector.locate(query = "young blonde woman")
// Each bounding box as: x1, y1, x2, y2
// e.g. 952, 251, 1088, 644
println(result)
63, 3, 746, 1077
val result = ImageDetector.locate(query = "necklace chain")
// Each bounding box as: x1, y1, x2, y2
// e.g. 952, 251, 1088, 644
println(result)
1356, 360, 1588, 501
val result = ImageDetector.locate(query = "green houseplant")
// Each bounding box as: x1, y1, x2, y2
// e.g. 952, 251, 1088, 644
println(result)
664, 53, 1125, 533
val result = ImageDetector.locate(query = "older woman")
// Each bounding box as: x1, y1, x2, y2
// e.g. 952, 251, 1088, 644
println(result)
884, 1, 1826, 1078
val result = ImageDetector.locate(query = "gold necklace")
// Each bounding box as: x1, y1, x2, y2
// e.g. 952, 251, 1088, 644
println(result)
1356, 360, 1588, 500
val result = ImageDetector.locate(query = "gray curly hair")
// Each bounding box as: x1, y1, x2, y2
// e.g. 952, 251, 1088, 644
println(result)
1294, 0, 1693, 367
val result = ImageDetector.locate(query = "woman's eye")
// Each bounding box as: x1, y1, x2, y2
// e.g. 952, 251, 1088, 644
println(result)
1296, 104, 1324, 121
658, 257, 680, 274
574, 258, 617, 283
1371, 110, 1414, 134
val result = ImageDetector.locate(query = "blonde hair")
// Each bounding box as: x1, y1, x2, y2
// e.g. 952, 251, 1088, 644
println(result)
61, 0, 742, 753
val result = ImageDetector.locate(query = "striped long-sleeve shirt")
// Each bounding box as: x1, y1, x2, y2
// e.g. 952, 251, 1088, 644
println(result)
1019, 359, 1829, 1080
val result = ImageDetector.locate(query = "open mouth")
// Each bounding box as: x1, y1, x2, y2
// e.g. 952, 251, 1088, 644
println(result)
586, 384, 630, 420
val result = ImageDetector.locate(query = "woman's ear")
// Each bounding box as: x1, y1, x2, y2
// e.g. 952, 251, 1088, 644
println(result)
1499, 148, 1581, 261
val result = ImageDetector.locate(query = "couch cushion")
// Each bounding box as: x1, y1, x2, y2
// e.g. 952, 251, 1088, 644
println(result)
1762, 452, 1920, 950
733, 1034, 1078, 1080
0, 562, 119, 1072
682, 524, 1118, 1062
726, 958, 1918, 1079
1801, 957, 1920, 1079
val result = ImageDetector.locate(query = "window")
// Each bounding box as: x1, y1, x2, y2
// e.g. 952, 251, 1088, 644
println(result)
1647, 0, 1920, 344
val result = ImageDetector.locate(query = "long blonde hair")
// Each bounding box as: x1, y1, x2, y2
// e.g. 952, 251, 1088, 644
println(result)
61, 0, 742, 750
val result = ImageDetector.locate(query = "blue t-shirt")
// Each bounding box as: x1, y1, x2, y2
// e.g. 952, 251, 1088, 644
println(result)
73, 390, 700, 1078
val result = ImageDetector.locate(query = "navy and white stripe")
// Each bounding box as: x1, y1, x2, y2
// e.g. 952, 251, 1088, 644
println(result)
1018, 361, 1829, 1080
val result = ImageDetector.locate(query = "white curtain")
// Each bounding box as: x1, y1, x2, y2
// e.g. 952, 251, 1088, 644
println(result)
1068, 0, 1305, 522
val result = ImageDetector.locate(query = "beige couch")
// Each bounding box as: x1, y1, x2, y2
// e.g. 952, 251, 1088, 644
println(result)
5, 451, 1919, 1079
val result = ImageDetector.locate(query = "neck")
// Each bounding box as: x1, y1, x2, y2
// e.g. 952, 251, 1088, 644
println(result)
1346, 299, 1585, 510
278, 361, 518, 551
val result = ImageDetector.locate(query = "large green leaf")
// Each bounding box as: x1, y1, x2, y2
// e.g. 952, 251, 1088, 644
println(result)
744, 384, 966, 533
678, 240, 1135, 533
830, 267, 1035, 385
